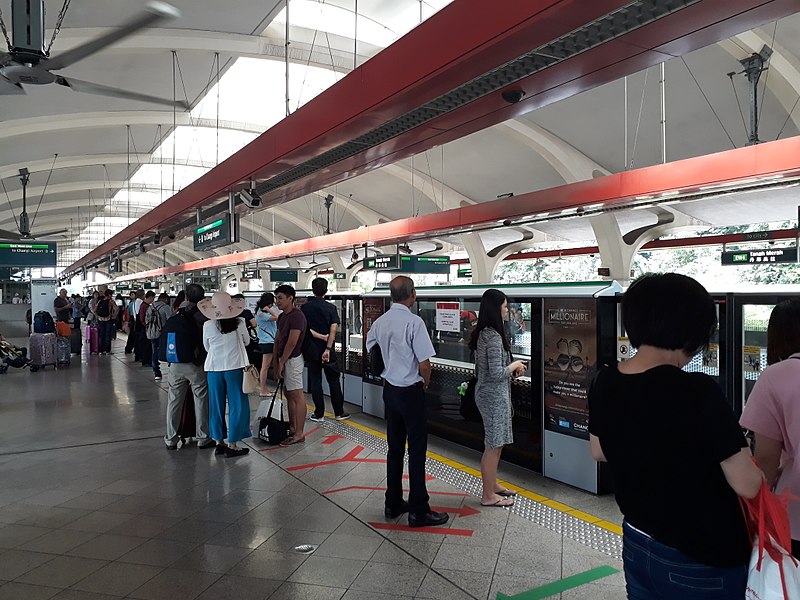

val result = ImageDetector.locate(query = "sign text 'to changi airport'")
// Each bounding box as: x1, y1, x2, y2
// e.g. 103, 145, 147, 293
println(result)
194, 214, 234, 252
0, 241, 57, 267
721, 247, 798, 265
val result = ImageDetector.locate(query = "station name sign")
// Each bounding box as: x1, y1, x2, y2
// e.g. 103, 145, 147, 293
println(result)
194, 214, 237, 252
270, 269, 298, 282
0, 241, 57, 267
721, 247, 798, 265
241, 269, 260, 280
363, 255, 398, 270
362, 255, 451, 274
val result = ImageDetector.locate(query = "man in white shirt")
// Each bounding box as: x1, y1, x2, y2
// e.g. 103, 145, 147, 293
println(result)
366, 276, 448, 528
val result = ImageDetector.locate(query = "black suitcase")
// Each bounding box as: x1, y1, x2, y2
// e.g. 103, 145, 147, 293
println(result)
177, 388, 196, 447
70, 328, 82, 355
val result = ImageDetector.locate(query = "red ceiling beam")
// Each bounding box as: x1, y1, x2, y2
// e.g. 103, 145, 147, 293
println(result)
65, 0, 798, 277
110, 136, 800, 282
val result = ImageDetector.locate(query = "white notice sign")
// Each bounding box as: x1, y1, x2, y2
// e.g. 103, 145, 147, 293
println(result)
435, 302, 460, 333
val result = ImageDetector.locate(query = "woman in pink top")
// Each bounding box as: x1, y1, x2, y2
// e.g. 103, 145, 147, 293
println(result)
740, 298, 800, 559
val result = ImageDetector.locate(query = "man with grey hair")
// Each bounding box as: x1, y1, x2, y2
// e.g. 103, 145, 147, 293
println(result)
366, 275, 448, 528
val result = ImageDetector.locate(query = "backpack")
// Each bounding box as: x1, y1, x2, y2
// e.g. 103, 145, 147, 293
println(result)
95, 298, 111, 318
145, 304, 167, 340
159, 308, 201, 364
33, 311, 55, 334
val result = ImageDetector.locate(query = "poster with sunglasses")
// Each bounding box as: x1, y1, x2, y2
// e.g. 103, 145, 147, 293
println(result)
542, 298, 596, 440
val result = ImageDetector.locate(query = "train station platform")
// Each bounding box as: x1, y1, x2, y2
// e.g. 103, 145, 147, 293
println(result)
0, 332, 624, 600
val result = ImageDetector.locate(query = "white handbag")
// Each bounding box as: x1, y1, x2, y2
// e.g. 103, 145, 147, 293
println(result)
242, 364, 260, 394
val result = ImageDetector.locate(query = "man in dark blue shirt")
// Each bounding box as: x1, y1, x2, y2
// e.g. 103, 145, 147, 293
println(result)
300, 278, 349, 422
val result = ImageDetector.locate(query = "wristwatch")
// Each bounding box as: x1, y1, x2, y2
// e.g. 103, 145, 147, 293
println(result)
325, 346, 332, 351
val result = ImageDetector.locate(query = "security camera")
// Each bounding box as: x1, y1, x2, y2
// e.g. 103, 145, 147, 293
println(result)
153, 232, 162, 245
501, 89, 526, 104
239, 189, 262, 209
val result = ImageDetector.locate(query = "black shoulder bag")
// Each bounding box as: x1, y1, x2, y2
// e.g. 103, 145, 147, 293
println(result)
258, 381, 290, 445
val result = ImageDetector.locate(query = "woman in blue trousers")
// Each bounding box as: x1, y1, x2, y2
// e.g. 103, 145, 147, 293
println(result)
199, 292, 252, 457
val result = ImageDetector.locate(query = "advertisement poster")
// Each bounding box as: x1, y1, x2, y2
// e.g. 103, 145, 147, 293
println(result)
543, 298, 597, 440
363, 298, 387, 381
435, 301, 460, 333
742, 345, 764, 373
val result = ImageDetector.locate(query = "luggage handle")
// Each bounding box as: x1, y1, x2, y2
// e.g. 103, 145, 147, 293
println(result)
267, 380, 285, 420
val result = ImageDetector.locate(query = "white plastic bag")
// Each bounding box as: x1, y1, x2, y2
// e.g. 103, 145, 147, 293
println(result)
251, 397, 284, 437
745, 535, 800, 600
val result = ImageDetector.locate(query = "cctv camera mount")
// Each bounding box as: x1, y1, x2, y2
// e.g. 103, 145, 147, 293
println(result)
238, 189, 262, 209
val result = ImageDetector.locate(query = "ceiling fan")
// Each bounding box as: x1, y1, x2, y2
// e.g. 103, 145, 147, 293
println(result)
0, 0, 188, 108
0, 168, 68, 240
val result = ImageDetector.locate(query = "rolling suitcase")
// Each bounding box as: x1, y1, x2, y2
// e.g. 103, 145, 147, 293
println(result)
56, 336, 70, 367
70, 328, 82, 355
177, 388, 196, 447
85, 325, 99, 354
29, 332, 57, 371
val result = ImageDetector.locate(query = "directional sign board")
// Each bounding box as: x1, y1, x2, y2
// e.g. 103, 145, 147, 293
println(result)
456, 268, 472, 278
241, 269, 260, 280
363, 255, 398, 270
0, 241, 57, 267
333, 272, 346, 280
193, 214, 236, 252
399, 255, 450, 274
270, 269, 299, 282
721, 247, 797, 265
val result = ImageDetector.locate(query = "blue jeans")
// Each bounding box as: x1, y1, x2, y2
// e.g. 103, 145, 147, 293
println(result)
97, 320, 113, 353
151, 339, 161, 377
622, 521, 747, 599
207, 369, 250, 444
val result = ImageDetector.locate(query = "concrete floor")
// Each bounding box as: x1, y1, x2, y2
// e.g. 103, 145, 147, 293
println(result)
0, 315, 624, 600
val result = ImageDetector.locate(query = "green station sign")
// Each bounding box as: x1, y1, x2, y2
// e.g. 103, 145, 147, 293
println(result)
399, 255, 451, 274
193, 214, 235, 251
0, 241, 56, 267
270, 269, 299, 282
721, 247, 798, 265
457, 268, 472, 278
363, 255, 399, 270
241, 269, 260, 280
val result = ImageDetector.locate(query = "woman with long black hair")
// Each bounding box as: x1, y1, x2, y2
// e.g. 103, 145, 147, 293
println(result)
199, 292, 252, 457
468, 288, 527, 507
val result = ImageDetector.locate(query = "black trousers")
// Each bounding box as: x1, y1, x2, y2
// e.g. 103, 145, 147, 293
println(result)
383, 381, 430, 515
307, 353, 345, 417
793, 539, 800, 560
125, 322, 136, 353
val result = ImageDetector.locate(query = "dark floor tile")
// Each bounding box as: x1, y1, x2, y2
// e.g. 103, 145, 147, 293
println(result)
23, 490, 87, 507
16, 555, 107, 588
268, 582, 346, 600
171, 543, 253, 574
58, 493, 127, 511
107, 515, 181, 538
0, 549, 54, 580
313, 534, 382, 561
94, 480, 153, 496
15, 506, 89, 529
19, 529, 97, 555
0, 524, 49, 549
288, 555, 367, 589
67, 533, 147, 561
51, 589, 134, 600
71, 561, 163, 597
62, 511, 135, 534
194, 574, 280, 600
154, 519, 227, 544
118, 538, 198, 567
101, 495, 165, 515
0, 581, 61, 600
208, 523, 277, 549
350, 562, 428, 597
228, 548, 308, 581
127, 568, 220, 600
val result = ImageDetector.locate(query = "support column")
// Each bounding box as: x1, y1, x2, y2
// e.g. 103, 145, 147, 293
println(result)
460, 233, 503, 285
325, 254, 352, 292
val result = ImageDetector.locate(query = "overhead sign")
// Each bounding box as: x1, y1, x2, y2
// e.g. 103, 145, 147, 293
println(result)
363, 255, 398, 270
333, 272, 346, 280
193, 214, 237, 252
241, 269, 260, 280
399, 255, 450, 274
143, 282, 159, 290
456, 268, 472, 278
115, 284, 131, 291
0, 241, 56, 267
721, 247, 797, 265
270, 269, 299, 282
109, 258, 122, 273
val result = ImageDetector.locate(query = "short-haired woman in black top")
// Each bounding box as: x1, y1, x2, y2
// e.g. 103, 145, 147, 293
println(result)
589, 273, 763, 599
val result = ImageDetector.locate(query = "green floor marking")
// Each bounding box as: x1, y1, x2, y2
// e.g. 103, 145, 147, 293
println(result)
497, 565, 620, 600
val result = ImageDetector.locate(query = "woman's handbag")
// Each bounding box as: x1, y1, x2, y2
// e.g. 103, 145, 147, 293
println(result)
741, 480, 800, 599
459, 377, 482, 423
258, 381, 290, 445
242, 364, 260, 394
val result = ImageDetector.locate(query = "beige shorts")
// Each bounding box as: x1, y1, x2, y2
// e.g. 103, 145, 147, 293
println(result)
283, 355, 305, 391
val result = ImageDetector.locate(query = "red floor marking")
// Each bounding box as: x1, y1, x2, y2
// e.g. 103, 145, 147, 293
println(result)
322, 485, 469, 497
431, 505, 480, 517
369, 522, 473, 536
403, 473, 435, 481
321, 435, 345, 444
287, 445, 386, 471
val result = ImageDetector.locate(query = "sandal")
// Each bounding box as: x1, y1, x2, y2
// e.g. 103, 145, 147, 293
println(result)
280, 435, 305, 446
496, 488, 517, 497
480, 496, 514, 507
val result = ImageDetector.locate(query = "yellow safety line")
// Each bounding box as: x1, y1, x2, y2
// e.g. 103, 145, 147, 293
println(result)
321, 410, 622, 536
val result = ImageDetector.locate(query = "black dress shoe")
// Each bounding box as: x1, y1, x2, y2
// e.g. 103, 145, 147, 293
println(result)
408, 511, 449, 528
384, 500, 410, 519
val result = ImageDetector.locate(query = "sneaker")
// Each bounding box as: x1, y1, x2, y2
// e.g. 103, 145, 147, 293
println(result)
309, 414, 325, 422
335, 413, 351, 421
154, 375, 162, 381
197, 439, 216, 449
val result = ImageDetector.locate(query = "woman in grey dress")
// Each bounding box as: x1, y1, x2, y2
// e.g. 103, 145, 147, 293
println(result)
468, 289, 528, 507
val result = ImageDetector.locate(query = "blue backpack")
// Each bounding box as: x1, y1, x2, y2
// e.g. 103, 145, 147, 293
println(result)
33, 311, 55, 334
159, 308, 202, 364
